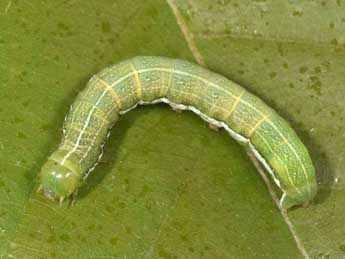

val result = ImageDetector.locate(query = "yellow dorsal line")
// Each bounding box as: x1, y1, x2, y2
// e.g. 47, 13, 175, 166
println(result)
248, 114, 270, 137
94, 75, 122, 109
208, 102, 222, 119
225, 90, 245, 120
130, 63, 142, 100
158, 62, 173, 97
160, 66, 174, 97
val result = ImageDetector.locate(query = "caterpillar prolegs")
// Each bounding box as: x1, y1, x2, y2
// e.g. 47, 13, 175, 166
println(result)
38, 56, 317, 209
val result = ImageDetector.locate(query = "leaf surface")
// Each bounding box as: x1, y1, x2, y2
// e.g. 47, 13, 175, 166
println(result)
0, 0, 343, 258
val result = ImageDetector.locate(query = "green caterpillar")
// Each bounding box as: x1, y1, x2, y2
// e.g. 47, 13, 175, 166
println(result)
38, 56, 317, 209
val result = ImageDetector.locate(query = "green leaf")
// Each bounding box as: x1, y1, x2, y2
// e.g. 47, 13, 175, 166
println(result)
0, 0, 343, 258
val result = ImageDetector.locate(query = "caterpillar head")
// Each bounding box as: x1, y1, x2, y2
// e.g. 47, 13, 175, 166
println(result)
38, 159, 80, 204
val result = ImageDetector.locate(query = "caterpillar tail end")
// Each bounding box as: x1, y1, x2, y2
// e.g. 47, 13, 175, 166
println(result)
279, 188, 315, 211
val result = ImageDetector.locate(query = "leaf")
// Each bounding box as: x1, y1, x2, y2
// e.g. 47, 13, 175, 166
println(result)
0, 0, 343, 258
174, 0, 345, 258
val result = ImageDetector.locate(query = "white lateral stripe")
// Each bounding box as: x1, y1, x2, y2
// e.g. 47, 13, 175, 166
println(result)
61, 89, 108, 164
73, 97, 287, 204
130, 98, 282, 188
279, 192, 287, 207
109, 66, 308, 194
65, 66, 307, 197
81, 121, 106, 161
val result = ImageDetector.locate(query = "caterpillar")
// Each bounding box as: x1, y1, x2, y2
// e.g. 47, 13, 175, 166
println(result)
38, 56, 317, 210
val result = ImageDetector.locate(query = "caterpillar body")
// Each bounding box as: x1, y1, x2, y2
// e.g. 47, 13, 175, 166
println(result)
38, 56, 317, 209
